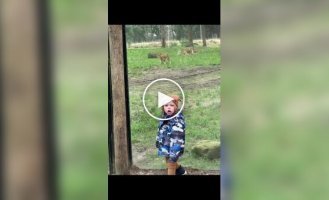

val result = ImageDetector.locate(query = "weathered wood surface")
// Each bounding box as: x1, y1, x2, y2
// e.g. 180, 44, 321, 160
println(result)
108, 25, 130, 174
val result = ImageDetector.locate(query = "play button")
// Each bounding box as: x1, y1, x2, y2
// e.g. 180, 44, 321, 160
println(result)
158, 92, 174, 108
143, 78, 185, 121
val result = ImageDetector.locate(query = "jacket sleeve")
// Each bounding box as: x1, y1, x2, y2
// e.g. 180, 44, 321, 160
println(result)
156, 121, 168, 147
171, 116, 186, 148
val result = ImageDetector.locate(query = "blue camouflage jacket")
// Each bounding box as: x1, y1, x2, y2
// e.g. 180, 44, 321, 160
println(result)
156, 112, 186, 162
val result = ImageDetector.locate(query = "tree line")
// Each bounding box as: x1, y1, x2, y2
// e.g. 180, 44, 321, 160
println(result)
125, 25, 220, 47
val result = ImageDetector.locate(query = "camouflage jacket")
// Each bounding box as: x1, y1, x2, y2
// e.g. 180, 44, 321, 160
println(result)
156, 112, 186, 162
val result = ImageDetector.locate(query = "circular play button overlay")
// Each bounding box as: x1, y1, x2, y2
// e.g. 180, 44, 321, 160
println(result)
142, 78, 185, 120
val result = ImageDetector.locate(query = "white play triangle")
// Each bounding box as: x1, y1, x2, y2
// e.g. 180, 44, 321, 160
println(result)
158, 92, 174, 108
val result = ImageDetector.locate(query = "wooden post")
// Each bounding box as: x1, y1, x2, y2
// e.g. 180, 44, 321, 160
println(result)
108, 25, 130, 174
2, 0, 51, 199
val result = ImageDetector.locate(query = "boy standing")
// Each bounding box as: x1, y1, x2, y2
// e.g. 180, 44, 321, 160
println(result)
156, 95, 187, 175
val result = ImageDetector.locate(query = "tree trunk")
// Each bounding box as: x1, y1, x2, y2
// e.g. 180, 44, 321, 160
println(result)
188, 26, 194, 47
201, 25, 207, 47
108, 25, 131, 175
2, 0, 51, 199
160, 25, 166, 48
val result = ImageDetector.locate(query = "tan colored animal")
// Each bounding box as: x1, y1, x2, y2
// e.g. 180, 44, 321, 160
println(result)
158, 53, 170, 64
180, 47, 197, 55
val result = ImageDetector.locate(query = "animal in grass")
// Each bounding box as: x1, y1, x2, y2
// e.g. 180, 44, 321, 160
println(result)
180, 47, 197, 55
158, 53, 171, 64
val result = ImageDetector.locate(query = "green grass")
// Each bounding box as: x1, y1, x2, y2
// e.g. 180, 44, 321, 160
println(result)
127, 46, 221, 75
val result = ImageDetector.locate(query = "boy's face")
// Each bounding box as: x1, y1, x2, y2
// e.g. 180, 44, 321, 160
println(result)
163, 101, 176, 116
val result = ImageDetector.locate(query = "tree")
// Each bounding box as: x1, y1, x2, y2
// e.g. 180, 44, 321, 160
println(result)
149, 25, 160, 41
188, 25, 193, 47
201, 25, 207, 47
173, 25, 185, 40
206, 25, 220, 38
160, 25, 166, 48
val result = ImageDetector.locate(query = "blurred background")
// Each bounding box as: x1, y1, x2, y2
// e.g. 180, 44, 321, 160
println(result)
51, 0, 107, 199
222, 0, 329, 199
3, 0, 329, 199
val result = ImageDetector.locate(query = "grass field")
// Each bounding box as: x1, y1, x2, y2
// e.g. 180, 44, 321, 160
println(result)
127, 46, 221, 75
127, 45, 221, 171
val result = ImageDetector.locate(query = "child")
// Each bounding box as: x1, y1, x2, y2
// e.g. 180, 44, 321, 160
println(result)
155, 95, 187, 175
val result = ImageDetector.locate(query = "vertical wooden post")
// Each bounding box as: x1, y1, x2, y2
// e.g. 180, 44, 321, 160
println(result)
108, 25, 130, 174
1, 0, 50, 199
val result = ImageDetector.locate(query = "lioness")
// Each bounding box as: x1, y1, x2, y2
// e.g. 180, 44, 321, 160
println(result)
158, 53, 170, 64
180, 47, 197, 55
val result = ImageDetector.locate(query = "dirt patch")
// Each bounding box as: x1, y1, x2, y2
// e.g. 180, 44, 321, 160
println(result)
132, 146, 152, 166
129, 66, 220, 87
128, 165, 220, 175
182, 78, 220, 90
